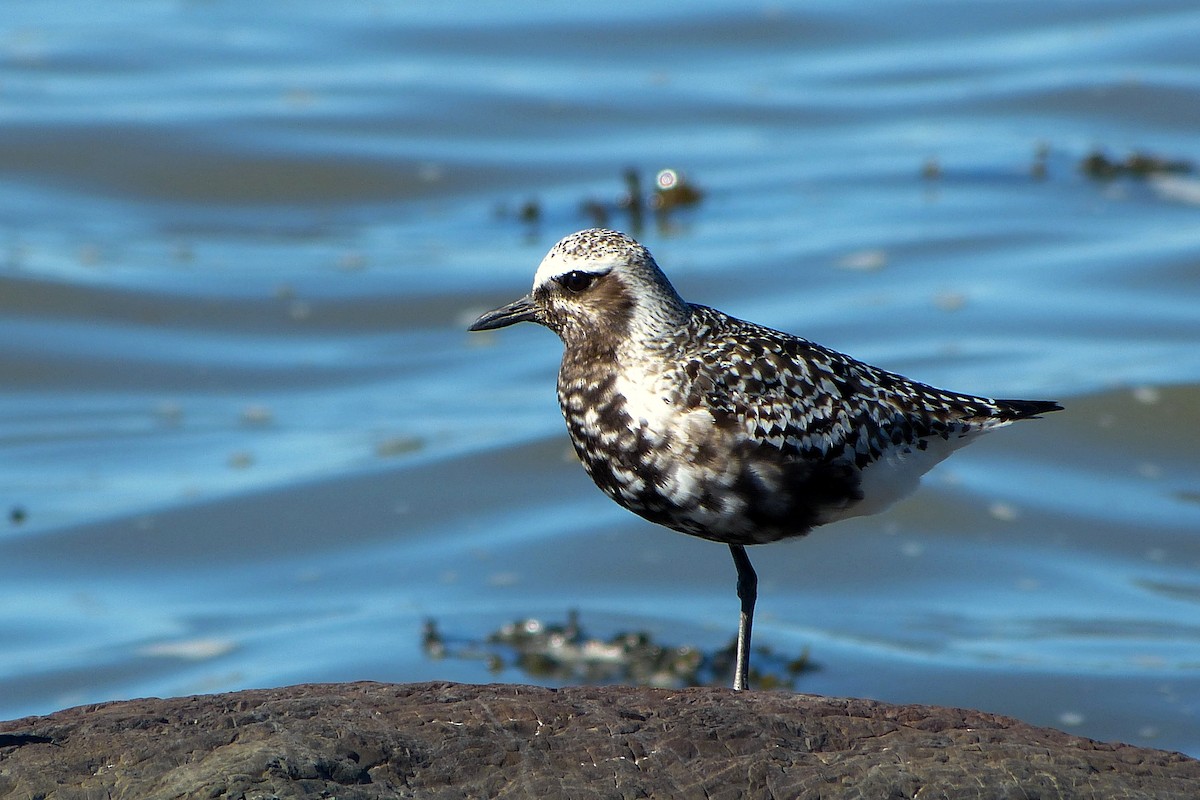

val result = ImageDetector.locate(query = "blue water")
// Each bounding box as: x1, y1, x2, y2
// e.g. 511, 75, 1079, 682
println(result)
2, 0, 1199, 756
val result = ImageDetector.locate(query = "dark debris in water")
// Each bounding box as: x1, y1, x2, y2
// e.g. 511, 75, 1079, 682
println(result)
586, 167, 706, 234
587, 167, 704, 234
422, 610, 815, 690
1080, 149, 1194, 180
497, 167, 704, 238
920, 143, 1195, 184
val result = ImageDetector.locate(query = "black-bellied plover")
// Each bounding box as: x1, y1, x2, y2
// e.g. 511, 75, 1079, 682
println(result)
469, 228, 1061, 690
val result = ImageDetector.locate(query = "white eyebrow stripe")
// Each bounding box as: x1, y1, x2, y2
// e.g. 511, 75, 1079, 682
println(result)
533, 251, 616, 289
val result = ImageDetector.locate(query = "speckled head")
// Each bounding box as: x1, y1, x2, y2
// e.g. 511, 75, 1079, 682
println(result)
469, 228, 690, 348
532, 228, 649, 287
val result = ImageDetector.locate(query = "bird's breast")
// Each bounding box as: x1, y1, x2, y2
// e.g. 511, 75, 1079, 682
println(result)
558, 362, 788, 543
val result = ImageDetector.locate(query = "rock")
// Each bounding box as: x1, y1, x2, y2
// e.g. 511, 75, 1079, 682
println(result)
1, 681, 1197, 799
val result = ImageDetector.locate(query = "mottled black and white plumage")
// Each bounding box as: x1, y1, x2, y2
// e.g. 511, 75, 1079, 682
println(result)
469, 228, 1062, 690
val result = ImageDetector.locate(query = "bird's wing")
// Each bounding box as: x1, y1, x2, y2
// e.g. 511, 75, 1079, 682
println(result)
684, 308, 1005, 467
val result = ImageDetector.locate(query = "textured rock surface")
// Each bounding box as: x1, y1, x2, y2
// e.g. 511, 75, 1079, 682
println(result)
1, 681, 1197, 799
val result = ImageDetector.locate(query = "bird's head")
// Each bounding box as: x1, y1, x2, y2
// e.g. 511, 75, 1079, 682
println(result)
468, 228, 689, 349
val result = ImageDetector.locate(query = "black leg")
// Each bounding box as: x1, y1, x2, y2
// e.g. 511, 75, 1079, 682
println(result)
729, 544, 758, 691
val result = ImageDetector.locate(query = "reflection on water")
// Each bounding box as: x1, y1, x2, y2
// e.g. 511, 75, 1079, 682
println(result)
1, 0, 1199, 757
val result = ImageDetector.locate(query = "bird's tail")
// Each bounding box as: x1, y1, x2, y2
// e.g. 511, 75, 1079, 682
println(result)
993, 399, 1064, 420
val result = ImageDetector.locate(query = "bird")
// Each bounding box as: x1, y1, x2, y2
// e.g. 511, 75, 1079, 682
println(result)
468, 228, 1062, 691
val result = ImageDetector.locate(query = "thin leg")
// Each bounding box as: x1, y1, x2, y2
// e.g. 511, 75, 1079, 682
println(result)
729, 544, 758, 691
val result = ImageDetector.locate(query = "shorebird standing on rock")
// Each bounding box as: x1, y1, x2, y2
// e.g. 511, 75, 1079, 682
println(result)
469, 228, 1061, 691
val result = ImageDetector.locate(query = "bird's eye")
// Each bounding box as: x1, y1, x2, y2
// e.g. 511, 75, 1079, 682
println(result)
554, 270, 596, 293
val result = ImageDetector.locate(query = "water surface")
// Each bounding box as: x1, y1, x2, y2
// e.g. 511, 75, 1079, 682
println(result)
2, 0, 1199, 756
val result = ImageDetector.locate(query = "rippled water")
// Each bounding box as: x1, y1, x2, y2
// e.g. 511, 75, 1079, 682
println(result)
2, 0, 1199, 756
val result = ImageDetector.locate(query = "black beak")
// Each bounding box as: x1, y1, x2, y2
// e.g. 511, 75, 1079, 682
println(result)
467, 294, 539, 331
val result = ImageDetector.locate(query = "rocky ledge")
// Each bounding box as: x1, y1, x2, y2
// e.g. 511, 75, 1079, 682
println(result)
1, 681, 1197, 799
